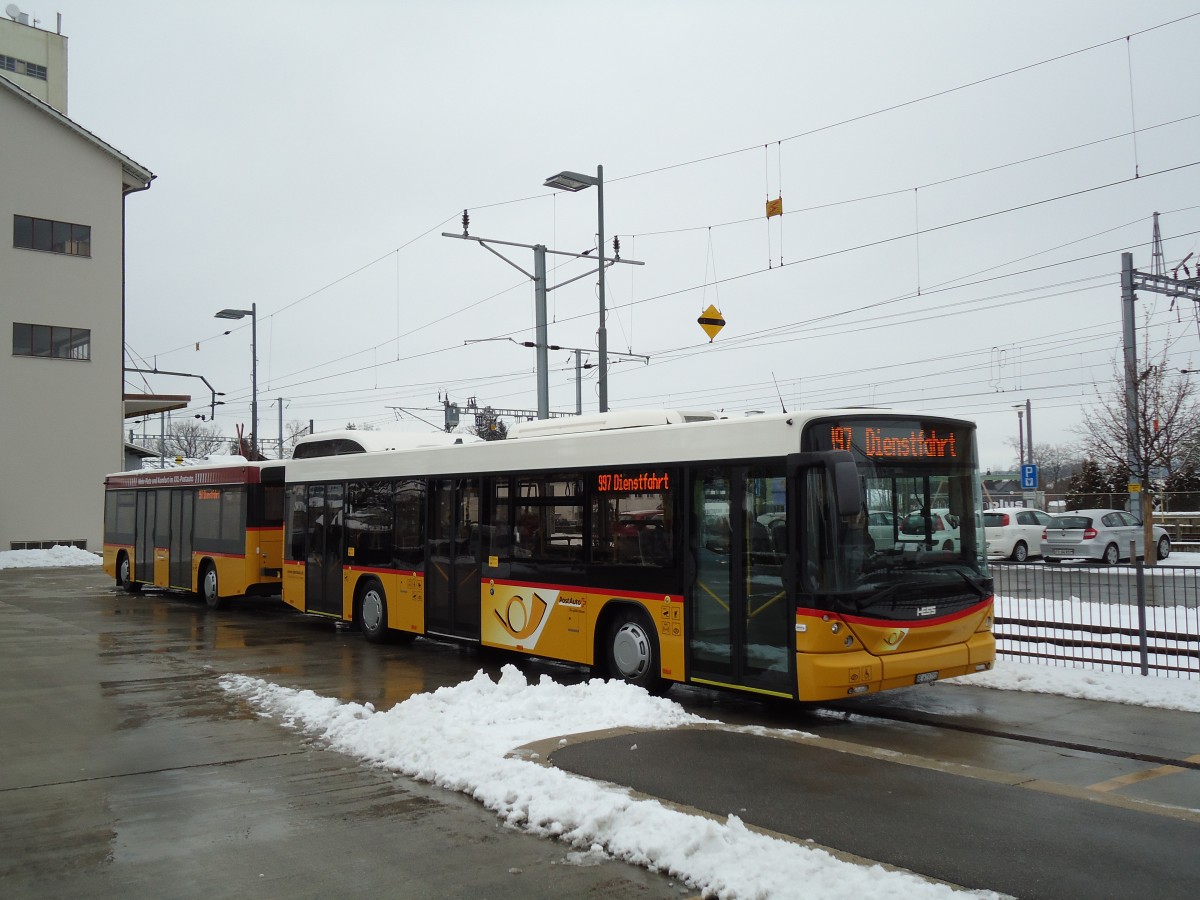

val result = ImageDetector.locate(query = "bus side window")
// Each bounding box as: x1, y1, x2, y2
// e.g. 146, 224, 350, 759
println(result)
286, 485, 306, 561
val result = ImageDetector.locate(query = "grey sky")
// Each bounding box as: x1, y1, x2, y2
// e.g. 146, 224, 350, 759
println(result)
43, 0, 1200, 468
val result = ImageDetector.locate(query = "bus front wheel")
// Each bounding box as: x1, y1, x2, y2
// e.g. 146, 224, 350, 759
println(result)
117, 553, 141, 594
358, 579, 390, 644
201, 562, 224, 610
605, 609, 667, 695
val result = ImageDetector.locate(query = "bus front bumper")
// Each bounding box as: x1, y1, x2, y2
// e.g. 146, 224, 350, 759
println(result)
794, 632, 995, 702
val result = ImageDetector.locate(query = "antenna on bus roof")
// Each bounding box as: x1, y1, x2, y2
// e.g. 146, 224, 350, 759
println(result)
771, 372, 787, 413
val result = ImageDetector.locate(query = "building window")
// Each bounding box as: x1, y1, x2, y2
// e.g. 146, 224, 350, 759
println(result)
12, 323, 91, 360
13, 215, 91, 257
0, 54, 47, 80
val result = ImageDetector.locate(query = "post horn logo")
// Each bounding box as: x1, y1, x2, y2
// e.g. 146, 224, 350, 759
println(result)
495, 592, 549, 640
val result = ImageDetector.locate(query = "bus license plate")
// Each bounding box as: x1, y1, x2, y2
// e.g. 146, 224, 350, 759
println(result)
915, 670, 939, 684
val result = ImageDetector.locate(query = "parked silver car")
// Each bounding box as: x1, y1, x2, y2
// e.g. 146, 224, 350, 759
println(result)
1041, 509, 1171, 565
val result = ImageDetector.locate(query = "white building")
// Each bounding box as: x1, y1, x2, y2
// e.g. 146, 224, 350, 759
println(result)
1, 14, 154, 551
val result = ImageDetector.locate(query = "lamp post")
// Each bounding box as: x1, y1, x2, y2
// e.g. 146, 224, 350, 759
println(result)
544, 166, 609, 412
1013, 404, 1025, 469
214, 304, 257, 458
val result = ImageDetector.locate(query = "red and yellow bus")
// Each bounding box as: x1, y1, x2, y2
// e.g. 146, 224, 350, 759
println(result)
281, 410, 995, 702
102, 462, 285, 608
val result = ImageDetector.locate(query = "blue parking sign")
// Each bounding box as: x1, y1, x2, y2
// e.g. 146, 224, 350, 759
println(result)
1021, 464, 1038, 489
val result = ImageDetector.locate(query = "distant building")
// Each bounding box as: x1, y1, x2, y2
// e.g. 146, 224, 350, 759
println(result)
0, 6, 66, 113
1, 14, 154, 551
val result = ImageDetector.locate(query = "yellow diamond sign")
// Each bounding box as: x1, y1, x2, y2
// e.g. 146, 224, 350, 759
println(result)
697, 304, 725, 342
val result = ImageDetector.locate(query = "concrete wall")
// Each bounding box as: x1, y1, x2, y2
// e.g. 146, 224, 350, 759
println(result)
0, 89, 127, 550
0, 16, 67, 113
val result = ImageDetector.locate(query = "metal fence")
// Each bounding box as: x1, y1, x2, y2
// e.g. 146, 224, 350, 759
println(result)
990, 559, 1200, 679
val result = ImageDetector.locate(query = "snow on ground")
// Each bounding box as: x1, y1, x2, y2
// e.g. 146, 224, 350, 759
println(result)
944, 660, 1200, 712
0, 545, 102, 568
221, 668, 1003, 900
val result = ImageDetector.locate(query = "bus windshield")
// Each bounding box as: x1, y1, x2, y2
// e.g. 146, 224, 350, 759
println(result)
802, 417, 989, 618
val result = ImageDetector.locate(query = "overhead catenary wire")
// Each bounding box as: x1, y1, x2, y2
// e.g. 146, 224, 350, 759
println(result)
141, 20, 1200, 371
608, 11, 1200, 187
133, 13, 1200, 432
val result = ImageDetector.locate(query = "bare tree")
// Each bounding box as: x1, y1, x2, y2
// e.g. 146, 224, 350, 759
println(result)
284, 419, 311, 453
164, 420, 229, 459
1033, 443, 1081, 491
1075, 334, 1200, 564
1075, 342, 1200, 486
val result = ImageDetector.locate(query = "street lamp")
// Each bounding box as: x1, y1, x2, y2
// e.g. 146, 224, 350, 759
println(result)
214, 304, 257, 458
544, 166, 609, 412
1013, 404, 1025, 469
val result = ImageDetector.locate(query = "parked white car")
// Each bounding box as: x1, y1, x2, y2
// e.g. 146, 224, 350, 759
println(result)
1041, 509, 1171, 565
984, 507, 1053, 562
866, 510, 898, 548
898, 508, 961, 551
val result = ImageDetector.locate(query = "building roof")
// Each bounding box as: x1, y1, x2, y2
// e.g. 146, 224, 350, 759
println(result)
0, 73, 154, 192
124, 442, 158, 459
123, 393, 190, 418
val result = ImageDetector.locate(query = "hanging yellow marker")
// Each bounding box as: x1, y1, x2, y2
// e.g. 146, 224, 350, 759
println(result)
698, 304, 725, 342
766, 196, 783, 218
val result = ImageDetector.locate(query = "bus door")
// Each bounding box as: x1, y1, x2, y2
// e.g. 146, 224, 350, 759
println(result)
426, 478, 481, 638
303, 483, 345, 616
170, 490, 193, 589
135, 491, 156, 584
688, 466, 792, 696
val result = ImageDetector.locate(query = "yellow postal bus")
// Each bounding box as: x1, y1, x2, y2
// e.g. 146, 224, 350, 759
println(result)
281, 410, 995, 702
103, 461, 285, 608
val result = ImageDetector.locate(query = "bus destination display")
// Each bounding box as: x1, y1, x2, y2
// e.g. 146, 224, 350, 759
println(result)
596, 471, 671, 493
827, 424, 962, 460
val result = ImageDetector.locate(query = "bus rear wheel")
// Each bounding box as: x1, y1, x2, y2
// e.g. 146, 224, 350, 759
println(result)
201, 562, 224, 610
605, 609, 667, 695
117, 553, 141, 594
358, 579, 391, 644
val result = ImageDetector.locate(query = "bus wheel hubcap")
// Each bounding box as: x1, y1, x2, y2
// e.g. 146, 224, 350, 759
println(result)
363, 591, 382, 630
612, 622, 650, 679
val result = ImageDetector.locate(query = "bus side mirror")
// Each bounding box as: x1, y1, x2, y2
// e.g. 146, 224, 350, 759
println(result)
786, 449, 863, 518
830, 452, 863, 518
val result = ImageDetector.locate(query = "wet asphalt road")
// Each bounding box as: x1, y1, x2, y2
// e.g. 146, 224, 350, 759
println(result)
0, 567, 690, 900
3, 565, 1200, 899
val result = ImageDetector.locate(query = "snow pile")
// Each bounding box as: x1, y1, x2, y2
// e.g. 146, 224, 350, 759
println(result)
0, 546, 102, 569
946, 660, 1200, 712
221, 667, 1000, 899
